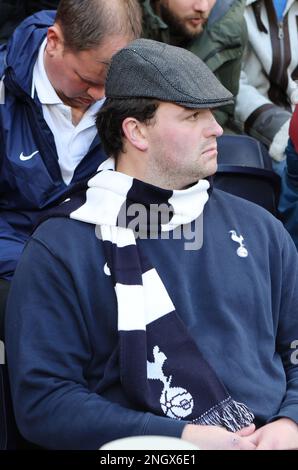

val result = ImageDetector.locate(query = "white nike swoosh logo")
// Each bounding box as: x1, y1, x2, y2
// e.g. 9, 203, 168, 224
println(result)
19, 150, 39, 161
104, 262, 111, 276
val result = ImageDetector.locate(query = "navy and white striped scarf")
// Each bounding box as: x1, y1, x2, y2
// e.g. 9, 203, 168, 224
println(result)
67, 158, 254, 431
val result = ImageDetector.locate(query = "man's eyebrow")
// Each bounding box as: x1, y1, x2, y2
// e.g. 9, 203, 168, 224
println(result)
182, 107, 201, 112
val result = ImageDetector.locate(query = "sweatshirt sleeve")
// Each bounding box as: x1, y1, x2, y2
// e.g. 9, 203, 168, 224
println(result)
269, 228, 298, 424
5, 236, 186, 450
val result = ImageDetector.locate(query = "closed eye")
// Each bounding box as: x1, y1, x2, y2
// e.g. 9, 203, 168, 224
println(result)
75, 71, 104, 87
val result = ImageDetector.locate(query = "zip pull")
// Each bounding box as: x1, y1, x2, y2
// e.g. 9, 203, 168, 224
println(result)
278, 21, 284, 39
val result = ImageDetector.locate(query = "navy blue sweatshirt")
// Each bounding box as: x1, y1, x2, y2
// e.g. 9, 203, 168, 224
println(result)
5, 189, 298, 449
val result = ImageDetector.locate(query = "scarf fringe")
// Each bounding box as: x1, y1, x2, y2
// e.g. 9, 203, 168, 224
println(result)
193, 397, 255, 432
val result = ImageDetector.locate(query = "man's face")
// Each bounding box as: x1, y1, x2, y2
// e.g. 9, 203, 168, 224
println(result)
46, 35, 131, 110
144, 102, 223, 189
158, 0, 216, 40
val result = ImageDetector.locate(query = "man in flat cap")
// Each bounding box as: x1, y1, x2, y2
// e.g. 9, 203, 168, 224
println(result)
5, 39, 298, 450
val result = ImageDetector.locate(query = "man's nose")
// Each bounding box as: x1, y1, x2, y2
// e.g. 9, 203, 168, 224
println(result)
87, 86, 105, 101
204, 111, 224, 137
213, 120, 223, 138
193, 1, 210, 12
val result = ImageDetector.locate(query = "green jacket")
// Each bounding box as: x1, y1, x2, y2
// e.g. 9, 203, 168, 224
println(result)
141, 0, 247, 127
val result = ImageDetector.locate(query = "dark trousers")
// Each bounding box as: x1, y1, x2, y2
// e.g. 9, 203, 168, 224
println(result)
0, 279, 10, 341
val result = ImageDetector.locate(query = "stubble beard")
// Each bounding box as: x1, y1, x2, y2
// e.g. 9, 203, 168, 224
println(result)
159, 2, 208, 42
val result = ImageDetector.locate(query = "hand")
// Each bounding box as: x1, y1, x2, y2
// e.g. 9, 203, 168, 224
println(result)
240, 418, 298, 450
269, 119, 290, 161
182, 423, 256, 450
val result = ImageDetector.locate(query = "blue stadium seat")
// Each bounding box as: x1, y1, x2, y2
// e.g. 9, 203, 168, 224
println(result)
215, 135, 281, 216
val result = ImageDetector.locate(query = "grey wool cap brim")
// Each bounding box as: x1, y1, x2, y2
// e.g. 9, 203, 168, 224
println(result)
105, 39, 234, 109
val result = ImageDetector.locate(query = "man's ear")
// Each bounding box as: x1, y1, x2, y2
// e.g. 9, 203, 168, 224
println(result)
122, 117, 148, 151
46, 24, 64, 56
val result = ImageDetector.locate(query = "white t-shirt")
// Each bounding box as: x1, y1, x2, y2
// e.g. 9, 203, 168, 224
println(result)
32, 39, 104, 185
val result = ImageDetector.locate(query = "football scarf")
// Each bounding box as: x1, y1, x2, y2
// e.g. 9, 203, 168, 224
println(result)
69, 158, 254, 431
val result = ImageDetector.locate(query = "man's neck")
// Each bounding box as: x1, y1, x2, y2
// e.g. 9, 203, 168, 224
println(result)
70, 108, 87, 126
116, 155, 198, 191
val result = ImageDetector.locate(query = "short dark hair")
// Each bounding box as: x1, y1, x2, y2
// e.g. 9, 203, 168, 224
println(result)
96, 98, 159, 158
55, 0, 142, 51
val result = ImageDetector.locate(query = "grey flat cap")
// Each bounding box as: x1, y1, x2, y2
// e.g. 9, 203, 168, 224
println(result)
105, 39, 233, 109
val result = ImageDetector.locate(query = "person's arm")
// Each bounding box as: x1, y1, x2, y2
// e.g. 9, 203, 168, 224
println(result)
237, 228, 298, 450
235, 69, 291, 157
268, 229, 298, 425
264, 228, 298, 430
5, 235, 186, 450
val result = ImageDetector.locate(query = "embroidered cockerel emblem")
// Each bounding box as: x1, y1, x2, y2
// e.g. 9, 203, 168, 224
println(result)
229, 230, 248, 258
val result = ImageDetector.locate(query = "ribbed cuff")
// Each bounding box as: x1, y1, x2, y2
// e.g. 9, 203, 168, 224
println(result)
143, 413, 188, 438
267, 404, 298, 425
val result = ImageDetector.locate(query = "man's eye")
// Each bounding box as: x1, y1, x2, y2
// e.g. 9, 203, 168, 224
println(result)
188, 111, 200, 120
